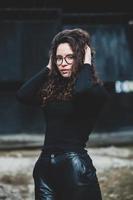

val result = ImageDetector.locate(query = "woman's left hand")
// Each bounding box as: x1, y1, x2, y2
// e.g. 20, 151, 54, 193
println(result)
84, 45, 91, 65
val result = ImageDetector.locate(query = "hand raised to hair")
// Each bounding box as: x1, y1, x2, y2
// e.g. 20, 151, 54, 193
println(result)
84, 45, 91, 65
46, 56, 52, 70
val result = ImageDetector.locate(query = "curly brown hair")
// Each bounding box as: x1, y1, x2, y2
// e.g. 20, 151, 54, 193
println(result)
40, 28, 102, 106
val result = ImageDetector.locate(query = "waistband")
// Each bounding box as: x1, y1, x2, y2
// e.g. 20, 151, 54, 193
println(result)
41, 147, 87, 155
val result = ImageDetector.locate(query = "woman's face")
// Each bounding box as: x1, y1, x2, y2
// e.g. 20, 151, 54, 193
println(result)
56, 43, 75, 78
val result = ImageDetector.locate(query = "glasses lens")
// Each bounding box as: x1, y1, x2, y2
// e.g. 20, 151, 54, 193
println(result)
65, 55, 74, 64
56, 54, 74, 66
56, 56, 63, 66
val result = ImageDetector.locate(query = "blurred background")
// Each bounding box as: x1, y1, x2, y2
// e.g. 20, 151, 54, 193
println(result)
0, 0, 133, 147
0, 1, 133, 199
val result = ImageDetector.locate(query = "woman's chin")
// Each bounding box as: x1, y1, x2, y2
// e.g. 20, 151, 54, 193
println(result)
61, 73, 71, 78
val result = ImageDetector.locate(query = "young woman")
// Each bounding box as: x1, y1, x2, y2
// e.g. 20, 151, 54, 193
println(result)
16, 28, 110, 200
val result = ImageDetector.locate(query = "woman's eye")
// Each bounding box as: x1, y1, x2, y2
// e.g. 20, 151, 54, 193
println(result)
56, 57, 62, 60
67, 55, 74, 59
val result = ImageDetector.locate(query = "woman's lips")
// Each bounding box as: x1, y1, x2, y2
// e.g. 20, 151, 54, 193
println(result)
61, 70, 69, 73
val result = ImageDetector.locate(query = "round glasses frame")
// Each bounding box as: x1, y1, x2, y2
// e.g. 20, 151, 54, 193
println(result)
56, 54, 75, 66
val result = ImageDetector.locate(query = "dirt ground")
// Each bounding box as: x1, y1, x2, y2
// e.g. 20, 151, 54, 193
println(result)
0, 146, 133, 200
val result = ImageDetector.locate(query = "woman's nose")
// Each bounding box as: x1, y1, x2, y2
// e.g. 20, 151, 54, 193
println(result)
62, 58, 67, 65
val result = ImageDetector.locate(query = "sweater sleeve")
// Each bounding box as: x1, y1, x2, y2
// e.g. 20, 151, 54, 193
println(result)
16, 67, 50, 106
73, 64, 111, 117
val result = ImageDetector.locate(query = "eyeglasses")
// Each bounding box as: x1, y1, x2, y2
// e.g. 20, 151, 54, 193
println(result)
56, 54, 75, 66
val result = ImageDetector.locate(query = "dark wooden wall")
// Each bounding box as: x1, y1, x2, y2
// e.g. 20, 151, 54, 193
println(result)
0, 3, 133, 135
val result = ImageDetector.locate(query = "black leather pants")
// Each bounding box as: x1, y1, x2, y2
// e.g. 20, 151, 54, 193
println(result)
33, 151, 102, 200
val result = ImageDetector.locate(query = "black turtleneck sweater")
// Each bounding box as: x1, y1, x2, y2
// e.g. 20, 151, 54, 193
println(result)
16, 64, 110, 153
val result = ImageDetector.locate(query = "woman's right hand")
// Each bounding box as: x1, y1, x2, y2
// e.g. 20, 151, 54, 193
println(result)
46, 56, 52, 70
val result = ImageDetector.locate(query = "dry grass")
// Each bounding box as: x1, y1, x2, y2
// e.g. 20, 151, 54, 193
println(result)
0, 173, 32, 185
99, 167, 133, 200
